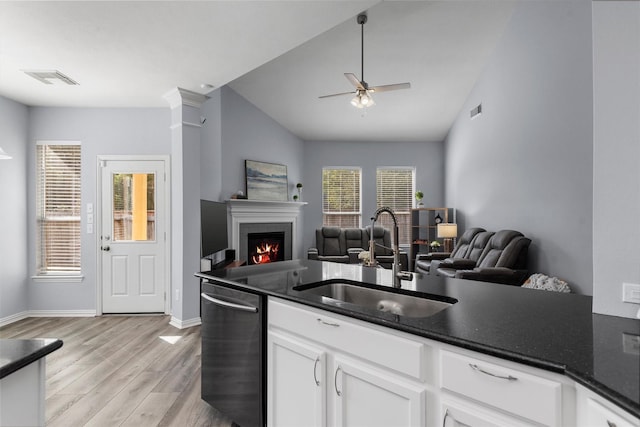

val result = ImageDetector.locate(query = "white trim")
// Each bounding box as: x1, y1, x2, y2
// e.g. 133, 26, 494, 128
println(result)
0, 310, 96, 327
35, 140, 81, 146
28, 310, 96, 317
227, 200, 307, 261
95, 155, 171, 316
163, 87, 209, 109
169, 316, 201, 329
0, 311, 29, 327
31, 275, 84, 283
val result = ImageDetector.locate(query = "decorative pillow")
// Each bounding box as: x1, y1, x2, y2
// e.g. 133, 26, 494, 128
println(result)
522, 273, 571, 293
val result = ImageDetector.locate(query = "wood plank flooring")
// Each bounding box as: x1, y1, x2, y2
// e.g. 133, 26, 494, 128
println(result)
0, 316, 234, 427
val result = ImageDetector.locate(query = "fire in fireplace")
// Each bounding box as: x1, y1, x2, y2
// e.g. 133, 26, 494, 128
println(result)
247, 232, 285, 265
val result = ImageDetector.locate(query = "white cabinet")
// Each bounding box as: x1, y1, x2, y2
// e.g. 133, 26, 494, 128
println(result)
268, 297, 638, 427
267, 330, 326, 427
333, 355, 425, 427
576, 384, 639, 427
268, 297, 428, 427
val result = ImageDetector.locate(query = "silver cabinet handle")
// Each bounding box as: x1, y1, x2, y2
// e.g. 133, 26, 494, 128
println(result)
317, 318, 340, 327
469, 363, 518, 381
443, 408, 472, 427
313, 357, 320, 386
334, 366, 342, 396
200, 293, 258, 313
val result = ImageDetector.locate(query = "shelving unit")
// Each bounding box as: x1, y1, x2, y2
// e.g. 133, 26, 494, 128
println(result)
410, 207, 455, 271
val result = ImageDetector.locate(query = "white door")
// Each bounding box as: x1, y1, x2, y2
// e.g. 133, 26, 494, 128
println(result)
100, 158, 168, 313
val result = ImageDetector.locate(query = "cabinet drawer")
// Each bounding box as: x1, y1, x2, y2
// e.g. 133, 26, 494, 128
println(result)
441, 350, 562, 426
269, 298, 426, 380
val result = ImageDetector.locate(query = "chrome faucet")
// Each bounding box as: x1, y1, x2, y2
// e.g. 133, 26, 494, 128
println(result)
368, 207, 413, 288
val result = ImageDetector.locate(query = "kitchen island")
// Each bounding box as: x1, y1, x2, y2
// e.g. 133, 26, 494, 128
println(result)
0, 338, 63, 426
197, 259, 639, 426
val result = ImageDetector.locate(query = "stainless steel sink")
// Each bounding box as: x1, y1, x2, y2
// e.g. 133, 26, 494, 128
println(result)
294, 280, 455, 318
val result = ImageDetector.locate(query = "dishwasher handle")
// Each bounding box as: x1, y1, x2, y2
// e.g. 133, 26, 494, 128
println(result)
201, 292, 258, 313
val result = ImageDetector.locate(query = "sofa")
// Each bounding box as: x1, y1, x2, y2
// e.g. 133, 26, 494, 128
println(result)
416, 229, 531, 286
308, 226, 409, 270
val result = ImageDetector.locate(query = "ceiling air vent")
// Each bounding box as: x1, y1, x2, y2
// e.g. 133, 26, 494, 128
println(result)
23, 70, 79, 85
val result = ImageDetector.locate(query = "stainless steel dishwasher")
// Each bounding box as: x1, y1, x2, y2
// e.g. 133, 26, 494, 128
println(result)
200, 280, 265, 427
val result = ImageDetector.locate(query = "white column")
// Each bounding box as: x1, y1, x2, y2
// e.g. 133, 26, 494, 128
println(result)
164, 88, 208, 327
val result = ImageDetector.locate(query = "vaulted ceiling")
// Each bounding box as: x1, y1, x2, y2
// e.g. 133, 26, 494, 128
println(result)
0, 1, 514, 142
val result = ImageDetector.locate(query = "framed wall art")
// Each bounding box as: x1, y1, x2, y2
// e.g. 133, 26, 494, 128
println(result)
245, 160, 288, 201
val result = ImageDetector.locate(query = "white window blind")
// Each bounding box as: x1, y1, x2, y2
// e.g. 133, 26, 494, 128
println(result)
322, 168, 361, 227
36, 142, 82, 275
376, 168, 415, 245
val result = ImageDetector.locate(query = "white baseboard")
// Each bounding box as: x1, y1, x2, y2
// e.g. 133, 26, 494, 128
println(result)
0, 311, 30, 328
169, 316, 201, 329
0, 310, 96, 327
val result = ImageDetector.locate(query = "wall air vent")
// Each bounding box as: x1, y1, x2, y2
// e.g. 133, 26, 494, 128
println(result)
470, 103, 482, 119
23, 70, 79, 85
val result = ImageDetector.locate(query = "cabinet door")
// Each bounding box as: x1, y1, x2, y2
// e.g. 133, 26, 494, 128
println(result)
332, 356, 425, 427
267, 331, 326, 427
583, 395, 638, 427
441, 396, 537, 427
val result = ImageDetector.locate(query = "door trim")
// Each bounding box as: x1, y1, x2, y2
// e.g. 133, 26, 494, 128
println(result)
95, 155, 171, 316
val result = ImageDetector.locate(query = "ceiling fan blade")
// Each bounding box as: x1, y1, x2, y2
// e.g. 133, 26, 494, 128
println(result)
369, 82, 411, 93
318, 91, 355, 99
344, 73, 365, 90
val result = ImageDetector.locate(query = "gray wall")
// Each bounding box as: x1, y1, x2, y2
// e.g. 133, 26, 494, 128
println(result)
220, 87, 305, 203
444, 1, 594, 294
0, 96, 29, 320
26, 107, 171, 312
592, 1, 640, 318
200, 90, 223, 202
301, 140, 444, 252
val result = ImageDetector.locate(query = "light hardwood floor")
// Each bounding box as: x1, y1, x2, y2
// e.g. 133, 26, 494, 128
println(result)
0, 316, 234, 427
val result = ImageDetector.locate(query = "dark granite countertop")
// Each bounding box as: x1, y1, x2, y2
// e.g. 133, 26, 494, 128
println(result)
196, 259, 640, 418
0, 338, 63, 379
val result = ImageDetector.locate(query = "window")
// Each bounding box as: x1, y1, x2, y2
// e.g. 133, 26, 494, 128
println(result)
322, 167, 361, 227
36, 142, 82, 276
376, 167, 415, 245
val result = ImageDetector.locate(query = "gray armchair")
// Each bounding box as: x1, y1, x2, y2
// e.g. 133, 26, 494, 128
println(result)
415, 227, 485, 273
433, 230, 495, 276
307, 226, 350, 263
435, 230, 531, 286
454, 230, 531, 285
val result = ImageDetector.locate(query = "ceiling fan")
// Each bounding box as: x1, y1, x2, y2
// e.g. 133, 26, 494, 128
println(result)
319, 13, 411, 109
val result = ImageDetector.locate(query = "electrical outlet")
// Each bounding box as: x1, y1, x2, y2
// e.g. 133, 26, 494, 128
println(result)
175, 289, 180, 301
622, 282, 640, 304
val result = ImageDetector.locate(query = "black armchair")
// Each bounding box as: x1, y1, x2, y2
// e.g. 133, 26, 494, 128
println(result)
415, 227, 485, 273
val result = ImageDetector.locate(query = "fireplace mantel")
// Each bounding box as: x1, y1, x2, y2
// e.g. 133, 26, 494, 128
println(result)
227, 200, 307, 261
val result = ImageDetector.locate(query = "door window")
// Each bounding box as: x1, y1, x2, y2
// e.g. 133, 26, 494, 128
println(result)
112, 173, 155, 242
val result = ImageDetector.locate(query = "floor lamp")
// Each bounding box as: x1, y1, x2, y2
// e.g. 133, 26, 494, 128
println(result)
437, 223, 458, 253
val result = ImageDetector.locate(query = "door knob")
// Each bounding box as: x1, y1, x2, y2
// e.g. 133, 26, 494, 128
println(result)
101, 246, 111, 252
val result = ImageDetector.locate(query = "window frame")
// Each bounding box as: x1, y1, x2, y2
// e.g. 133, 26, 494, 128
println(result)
321, 166, 362, 228
375, 167, 416, 246
34, 140, 83, 281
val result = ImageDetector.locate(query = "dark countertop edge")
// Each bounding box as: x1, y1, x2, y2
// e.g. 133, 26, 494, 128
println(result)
196, 271, 640, 418
0, 339, 64, 379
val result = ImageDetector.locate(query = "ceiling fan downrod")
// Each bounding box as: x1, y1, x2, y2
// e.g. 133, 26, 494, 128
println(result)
357, 14, 367, 87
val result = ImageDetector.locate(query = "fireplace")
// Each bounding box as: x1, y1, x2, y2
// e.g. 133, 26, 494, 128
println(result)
247, 231, 285, 265
228, 200, 306, 263
238, 222, 292, 264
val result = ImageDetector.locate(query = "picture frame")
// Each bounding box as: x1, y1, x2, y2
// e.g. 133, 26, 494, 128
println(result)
245, 160, 289, 201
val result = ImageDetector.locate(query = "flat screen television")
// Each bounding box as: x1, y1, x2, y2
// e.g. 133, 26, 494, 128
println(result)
200, 199, 229, 259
